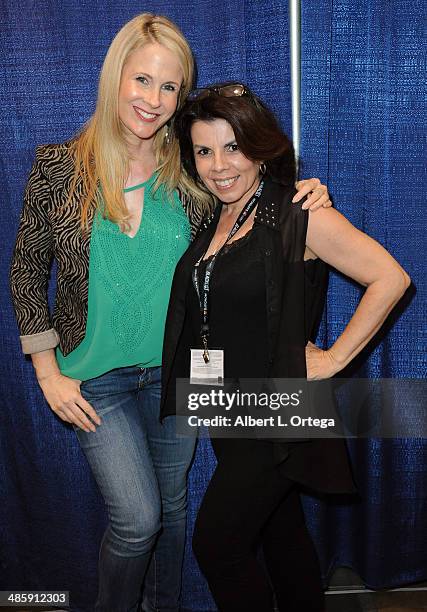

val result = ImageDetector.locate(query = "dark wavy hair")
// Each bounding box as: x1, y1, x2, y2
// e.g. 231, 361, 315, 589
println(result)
175, 82, 296, 192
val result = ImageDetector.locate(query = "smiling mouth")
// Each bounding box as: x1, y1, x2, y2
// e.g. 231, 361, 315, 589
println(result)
133, 106, 159, 122
213, 176, 239, 189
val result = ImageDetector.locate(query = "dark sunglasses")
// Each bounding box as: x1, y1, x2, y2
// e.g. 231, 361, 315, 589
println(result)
187, 83, 249, 101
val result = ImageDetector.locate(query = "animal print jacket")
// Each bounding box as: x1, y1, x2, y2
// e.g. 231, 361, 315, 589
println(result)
10, 142, 206, 356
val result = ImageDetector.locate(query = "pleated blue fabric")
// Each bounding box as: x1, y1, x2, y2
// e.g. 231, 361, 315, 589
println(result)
300, 0, 427, 595
1, 1, 425, 610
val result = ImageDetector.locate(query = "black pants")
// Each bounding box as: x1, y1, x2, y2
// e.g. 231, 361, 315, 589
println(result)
192, 437, 324, 612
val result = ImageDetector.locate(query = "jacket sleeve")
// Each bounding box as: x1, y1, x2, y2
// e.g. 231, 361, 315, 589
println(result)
10, 147, 60, 354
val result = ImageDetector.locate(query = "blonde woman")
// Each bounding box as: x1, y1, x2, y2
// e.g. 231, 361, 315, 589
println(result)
10, 14, 332, 612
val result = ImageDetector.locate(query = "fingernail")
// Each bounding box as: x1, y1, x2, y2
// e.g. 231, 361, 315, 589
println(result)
292, 194, 301, 203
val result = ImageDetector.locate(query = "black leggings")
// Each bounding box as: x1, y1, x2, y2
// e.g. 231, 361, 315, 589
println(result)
192, 438, 324, 612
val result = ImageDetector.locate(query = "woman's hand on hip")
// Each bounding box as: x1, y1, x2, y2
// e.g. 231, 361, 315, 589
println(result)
305, 341, 341, 380
31, 348, 101, 432
293, 178, 332, 211
37, 371, 101, 433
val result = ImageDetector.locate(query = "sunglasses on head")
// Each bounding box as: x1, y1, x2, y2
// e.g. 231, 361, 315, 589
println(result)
187, 83, 249, 101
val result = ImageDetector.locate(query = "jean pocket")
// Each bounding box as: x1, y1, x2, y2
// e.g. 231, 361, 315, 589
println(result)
79, 370, 122, 398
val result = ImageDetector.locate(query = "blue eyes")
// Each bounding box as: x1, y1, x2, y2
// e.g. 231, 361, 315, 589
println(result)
135, 76, 177, 92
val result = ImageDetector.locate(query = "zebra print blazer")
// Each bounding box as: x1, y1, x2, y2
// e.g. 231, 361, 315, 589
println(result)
10, 142, 207, 356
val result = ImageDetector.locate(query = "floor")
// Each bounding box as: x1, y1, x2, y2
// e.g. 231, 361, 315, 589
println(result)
325, 589, 427, 611
2, 569, 426, 612
324, 568, 427, 611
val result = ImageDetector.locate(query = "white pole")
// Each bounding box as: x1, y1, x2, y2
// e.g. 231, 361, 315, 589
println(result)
289, 0, 301, 172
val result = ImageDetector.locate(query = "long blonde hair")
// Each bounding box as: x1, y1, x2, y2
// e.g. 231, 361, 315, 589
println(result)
70, 13, 211, 227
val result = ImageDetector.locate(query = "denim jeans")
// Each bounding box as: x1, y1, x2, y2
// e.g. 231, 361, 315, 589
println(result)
76, 366, 196, 612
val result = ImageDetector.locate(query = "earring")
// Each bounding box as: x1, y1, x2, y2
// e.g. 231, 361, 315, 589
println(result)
259, 162, 267, 174
164, 122, 172, 145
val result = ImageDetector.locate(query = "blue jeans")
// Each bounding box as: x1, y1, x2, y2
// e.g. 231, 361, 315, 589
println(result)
76, 366, 196, 612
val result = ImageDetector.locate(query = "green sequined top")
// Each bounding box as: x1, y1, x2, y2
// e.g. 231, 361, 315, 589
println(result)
56, 173, 190, 381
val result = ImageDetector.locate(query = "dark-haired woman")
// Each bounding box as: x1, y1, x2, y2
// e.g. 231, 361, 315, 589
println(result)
160, 83, 410, 611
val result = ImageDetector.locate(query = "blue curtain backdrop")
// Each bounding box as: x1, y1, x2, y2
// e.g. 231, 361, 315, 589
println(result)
0, 1, 425, 610
299, 0, 427, 597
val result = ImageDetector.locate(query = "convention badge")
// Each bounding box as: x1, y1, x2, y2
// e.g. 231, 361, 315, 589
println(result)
190, 349, 224, 386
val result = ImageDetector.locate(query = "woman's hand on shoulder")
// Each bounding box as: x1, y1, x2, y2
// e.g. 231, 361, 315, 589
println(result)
37, 371, 101, 433
293, 178, 332, 211
305, 341, 341, 380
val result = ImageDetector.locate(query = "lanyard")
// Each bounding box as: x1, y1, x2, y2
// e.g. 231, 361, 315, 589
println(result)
192, 180, 264, 363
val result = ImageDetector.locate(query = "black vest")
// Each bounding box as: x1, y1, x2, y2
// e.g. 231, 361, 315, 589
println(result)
160, 177, 356, 495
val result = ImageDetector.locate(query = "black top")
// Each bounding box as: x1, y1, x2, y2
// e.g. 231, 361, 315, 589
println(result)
186, 228, 269, 379
161, 178, 357, 495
